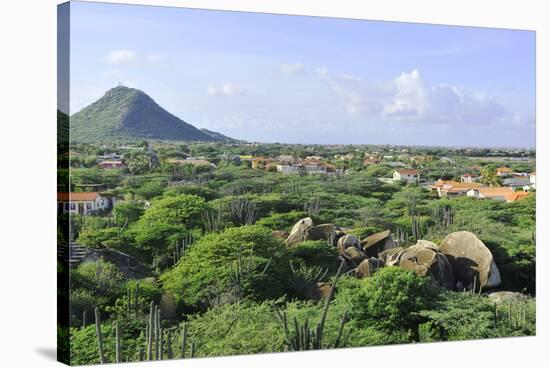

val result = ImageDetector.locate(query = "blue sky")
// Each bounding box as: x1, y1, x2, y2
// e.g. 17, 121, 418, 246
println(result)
68, 1, 536, 147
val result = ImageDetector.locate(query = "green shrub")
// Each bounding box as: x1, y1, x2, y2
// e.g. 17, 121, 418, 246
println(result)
418, 291, 535, 341
70, 319, 146, 365
288, 240, 339, 275
71, 259, 125, 301
113, 201, 145, 225
164, 183, 219, 201
255, 211, 307, 231
161, 226, 289, 310
78, 227, 120, 248
336, 267, 434, 330
139, 195, 206, 228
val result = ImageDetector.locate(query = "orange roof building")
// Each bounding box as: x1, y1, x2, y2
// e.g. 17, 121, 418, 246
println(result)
466, 187, 516, 201
429, 179, 485, 197
505, 191, 530, 202
57, 192, 114, 215
496, 167, 514, 176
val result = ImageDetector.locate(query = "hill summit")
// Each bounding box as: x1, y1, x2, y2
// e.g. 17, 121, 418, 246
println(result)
70, 86, 232, 143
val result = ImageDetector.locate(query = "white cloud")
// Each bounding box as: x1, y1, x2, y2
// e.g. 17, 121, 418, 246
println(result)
383, 69, 426, 118
316, 67, 523, 127
146, 54, 162, 65
207, 83, 245, 96
104, 49, 137, 65
280, 63, 304, 75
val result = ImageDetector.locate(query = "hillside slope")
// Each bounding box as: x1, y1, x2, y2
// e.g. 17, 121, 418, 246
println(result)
70, 86, 225, 143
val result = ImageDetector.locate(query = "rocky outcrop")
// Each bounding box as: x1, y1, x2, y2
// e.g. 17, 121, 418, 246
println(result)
362, 230, 398, 258
285, 217, 313, 247
440, 231, 501, 289
378, 247, 404, 266
307, 282, 333, 300
344, 246, 368, 266
307, 224, 336, 244
355, 258, 385, 278
337, 234, 361, 256
398, 241, 455, 289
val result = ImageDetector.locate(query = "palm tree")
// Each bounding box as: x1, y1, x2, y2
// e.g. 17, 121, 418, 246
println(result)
480, 166, 502, 187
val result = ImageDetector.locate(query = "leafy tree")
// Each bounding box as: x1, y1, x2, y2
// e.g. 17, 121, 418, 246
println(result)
112, 201, 145, 225
126, 151, 152, 175
480, 165, 502, 187
139, 195, 206, 228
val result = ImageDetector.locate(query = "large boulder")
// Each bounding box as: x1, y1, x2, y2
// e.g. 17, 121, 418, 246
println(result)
398, 241, 455, 289
285, 217, 313, 247
440, 231, 501, 289
307, 223, 337, 244
355, 258, 385, 278
337, 234, 361, 256
378, 247, 404, 266
362, 230, 397, 258
307, 282, 333, 300
344, 246, 368, 266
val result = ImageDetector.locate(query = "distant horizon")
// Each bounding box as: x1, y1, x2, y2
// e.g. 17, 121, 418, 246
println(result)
66, 1, 536, 148
68, 84, 535, 150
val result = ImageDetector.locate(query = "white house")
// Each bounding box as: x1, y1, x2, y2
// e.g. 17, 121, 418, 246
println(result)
496, 167, 514, 177
393, 169, 420, 183
460, 173, 477, 183
57, 192, 115, 215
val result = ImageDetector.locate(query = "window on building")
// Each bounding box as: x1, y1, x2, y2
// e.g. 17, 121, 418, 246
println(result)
69, 203, 76, 210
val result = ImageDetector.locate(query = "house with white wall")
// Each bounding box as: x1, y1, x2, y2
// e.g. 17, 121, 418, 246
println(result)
57, 192, 114, 215
393, 169, 420, 183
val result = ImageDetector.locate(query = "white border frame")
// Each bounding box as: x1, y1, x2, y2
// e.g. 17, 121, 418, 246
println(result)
0, 1, 546, 366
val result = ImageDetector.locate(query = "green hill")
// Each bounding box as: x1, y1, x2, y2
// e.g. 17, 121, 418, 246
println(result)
70, 86, 228, 143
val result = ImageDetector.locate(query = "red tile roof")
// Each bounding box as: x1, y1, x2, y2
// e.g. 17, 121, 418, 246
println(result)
496, 167, 513, 173
57, 192, 100, 201
396, 169, 420, 175
505, 191, 530, 202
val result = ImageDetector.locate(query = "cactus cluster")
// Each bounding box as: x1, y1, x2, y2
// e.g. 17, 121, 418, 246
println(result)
273, 260, 350, 351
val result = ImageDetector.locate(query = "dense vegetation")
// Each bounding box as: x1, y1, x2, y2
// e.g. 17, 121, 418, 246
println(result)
60, 141, 536, 364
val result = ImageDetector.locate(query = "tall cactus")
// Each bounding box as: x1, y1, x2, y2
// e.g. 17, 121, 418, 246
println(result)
166, 331, 173, 359
147, 301, 154, 360
94, 307, 106, 364
115, 323, 121, 363
180, 322, 188, 358
82, 310, 87, 329
156, 307, 162, 360
190, 341, 196, 358
273, 259, 348, 351
134, 282, 139, 316
126, 288, 131, 317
